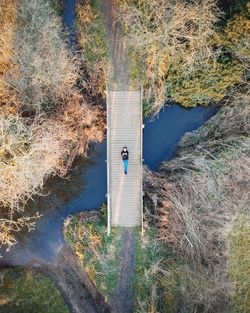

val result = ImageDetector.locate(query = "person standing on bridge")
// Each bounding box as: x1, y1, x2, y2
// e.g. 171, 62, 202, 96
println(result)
121, 147, 129, 175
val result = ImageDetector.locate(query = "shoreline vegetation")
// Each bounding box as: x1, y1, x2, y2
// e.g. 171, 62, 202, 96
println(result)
65, 85, 249, 312
0, 0, 248, 249
0, 0, 105, 250
116, 0, 249, 114
0, 244, 111, 313
0, 268, 69, 313
0, 0, 249, 312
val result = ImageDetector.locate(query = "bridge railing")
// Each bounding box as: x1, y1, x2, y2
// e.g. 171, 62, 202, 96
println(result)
106, 89, 111, 235
140, 85, 144, 235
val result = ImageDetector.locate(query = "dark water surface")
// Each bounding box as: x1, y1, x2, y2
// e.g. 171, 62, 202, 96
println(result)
0, 104, 216, 266
143, 104, 216, 170
0, 0, 217, 266
63, 0, 75, 29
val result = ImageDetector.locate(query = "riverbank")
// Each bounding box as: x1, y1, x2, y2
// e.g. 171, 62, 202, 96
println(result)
0, 0, 106, 251
143, 88, 250, 312
0, 244, 112, 313
64, 210, 160, 312
0, 0, 249, 312
64, 87, 249, 312
0, 267, 69, 313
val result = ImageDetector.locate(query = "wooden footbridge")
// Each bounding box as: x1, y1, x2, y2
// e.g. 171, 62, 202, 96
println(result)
106, 90, 143, 234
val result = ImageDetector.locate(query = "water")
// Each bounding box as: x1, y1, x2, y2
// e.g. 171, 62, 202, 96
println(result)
0, 0, 217, 266
63, 0, 76, 44
143, 104, 216, 170
63, 0, 75, 29
0, 103, 216, 266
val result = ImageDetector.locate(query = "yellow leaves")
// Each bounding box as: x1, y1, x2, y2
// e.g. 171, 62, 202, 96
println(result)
147, 45, 157, 68
76, 244, 84, 263
158, 50, 170, 78
76, 1, 96, 24
216, 1, 250, 61
0, 0, 17, 73
86, 264, 97, 283
89, 232, 102, 247
165, 58, 244, 107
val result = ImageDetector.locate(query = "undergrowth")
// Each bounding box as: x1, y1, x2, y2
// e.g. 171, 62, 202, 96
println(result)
117, 0, 248, 113
0, 0, 105, 250
0, 268, 69, 313
143, 86, 250, 312
76, 0, 109, 96
64, 207, 122, 300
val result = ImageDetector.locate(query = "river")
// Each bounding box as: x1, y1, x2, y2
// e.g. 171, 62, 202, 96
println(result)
0, 0, 217, 267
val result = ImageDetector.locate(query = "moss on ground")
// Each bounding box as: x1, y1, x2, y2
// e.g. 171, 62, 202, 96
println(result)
0, 268, 69, 313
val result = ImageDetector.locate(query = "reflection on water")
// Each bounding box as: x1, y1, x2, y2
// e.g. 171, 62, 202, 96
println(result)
0, 104, 217, 266
0, 143, 107, 265
0, 0, 218, 267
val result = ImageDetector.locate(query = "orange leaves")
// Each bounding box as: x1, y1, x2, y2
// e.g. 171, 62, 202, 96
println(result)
0, 0, 19, 115
76, 0, 96, 24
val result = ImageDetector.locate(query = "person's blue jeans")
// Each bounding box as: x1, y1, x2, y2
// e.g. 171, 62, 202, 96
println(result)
123, 159, 128, 174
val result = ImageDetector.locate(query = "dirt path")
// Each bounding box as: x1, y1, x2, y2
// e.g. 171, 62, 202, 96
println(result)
38, 244, 112, 313
100, 1, 136, 311
109, 230, 135, 313
100, 0, 129, 90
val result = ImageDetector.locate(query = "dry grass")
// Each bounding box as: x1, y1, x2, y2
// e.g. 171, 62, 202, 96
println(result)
76, 0, 109, 98
117, 0, 222, 112
145, 91, 250, 264
64, 209, 122, 299
0, 0, 19, 115
143, 87, 250, 311
229, 214, 250, 313
0, 0, 105, 250
8, 0, 79, 112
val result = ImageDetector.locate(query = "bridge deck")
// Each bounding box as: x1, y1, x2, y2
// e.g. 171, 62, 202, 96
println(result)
107, 91, 143, 229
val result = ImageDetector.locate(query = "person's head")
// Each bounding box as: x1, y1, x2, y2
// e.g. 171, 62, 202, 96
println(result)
123, 146, 127, 151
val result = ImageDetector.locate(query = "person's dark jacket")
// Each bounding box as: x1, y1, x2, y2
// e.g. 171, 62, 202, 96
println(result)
121, 149, 129, 160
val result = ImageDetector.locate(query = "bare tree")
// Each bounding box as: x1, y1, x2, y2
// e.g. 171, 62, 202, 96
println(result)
7, 0, 79, 112
0, 0, 105, 251
117, 0, 221, 113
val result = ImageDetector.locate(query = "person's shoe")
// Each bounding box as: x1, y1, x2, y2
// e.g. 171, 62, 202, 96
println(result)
124, 171, 127, 175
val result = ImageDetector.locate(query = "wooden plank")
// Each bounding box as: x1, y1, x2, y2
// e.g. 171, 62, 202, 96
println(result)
107, 90, 142, 228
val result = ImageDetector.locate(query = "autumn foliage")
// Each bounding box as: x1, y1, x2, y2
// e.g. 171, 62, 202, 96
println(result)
0, 0, 105, 251
117, 0, 247, 112
144, 86, 250, 312
0, 0, 19, 115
